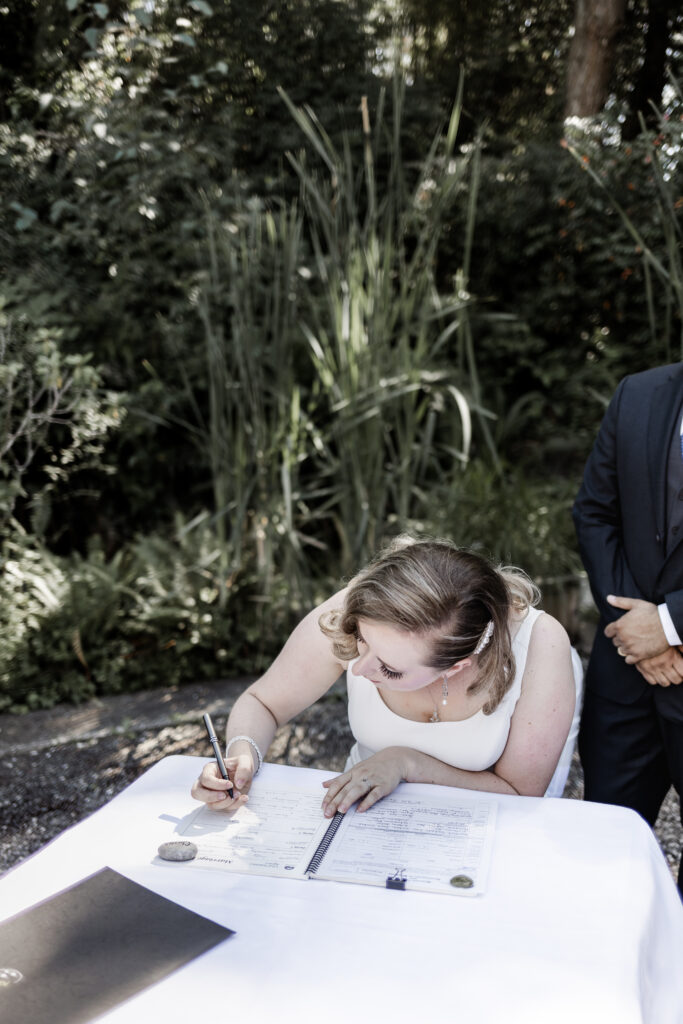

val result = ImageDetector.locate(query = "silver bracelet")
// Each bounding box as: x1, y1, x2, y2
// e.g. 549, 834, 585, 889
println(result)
225, 735, 263, 775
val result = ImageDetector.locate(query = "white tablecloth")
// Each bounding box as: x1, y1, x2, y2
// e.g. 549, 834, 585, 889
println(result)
2, 756, 682, 1024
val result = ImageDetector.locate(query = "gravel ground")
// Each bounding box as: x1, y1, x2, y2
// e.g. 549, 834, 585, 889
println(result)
0, 679, 680, 882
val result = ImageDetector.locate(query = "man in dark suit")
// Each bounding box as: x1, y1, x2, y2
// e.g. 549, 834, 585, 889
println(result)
573, 362, 683, 896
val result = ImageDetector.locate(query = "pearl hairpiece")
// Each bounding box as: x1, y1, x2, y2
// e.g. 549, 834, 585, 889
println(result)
473, 620, 494, 655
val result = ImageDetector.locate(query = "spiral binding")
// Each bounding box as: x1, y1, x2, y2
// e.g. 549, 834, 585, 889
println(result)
305, 812, 344, 875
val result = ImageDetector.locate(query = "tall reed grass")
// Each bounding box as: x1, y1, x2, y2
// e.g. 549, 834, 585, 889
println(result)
194, 200, 320, 614
189, 76, 492, 612
278, 77, 482, 572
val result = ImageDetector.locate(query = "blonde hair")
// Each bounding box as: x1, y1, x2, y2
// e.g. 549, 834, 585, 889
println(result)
319, 537, 539, 714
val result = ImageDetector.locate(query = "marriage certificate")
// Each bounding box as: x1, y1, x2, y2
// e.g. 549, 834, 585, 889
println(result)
175, 772, 496, 896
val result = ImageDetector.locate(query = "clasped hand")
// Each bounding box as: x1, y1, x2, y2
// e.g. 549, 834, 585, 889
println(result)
321, 747, 407, 818
636, 647, 683, 687
604, 595, 668, 662
603, 595, 683, 686
190, 753, 253, 813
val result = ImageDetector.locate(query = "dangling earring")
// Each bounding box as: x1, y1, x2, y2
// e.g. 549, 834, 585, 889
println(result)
441, 675, 448, 707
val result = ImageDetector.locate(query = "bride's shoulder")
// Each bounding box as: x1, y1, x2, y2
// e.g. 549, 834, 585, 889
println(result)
526, 610, 570, 653
508, 606, 568, 647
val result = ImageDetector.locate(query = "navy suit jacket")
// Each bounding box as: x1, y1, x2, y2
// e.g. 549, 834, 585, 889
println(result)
572, 362, 683, 721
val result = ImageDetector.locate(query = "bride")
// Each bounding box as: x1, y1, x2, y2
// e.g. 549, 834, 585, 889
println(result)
191, 537, 582, 816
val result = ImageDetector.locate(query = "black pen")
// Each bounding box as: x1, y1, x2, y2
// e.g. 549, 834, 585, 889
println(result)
202, 712, 233, 796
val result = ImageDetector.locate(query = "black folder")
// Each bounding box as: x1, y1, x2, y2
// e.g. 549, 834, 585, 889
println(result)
0, 867, 233, 1024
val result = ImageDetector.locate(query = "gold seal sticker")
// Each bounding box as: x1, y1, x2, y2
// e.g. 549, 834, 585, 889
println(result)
449, 874, 474, 889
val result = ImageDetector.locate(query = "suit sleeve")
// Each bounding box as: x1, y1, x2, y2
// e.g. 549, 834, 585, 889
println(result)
572, 377, 643, 621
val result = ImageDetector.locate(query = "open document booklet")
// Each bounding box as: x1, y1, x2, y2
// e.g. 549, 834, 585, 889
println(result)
173, 767, 497, 896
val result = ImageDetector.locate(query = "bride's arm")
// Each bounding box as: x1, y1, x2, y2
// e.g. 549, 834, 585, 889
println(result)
322, 748, 520, 818
489, 612, 575, 795
192, 589, 348, 810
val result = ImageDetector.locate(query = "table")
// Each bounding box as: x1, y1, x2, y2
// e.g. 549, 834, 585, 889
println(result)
2, 756, 682, 1024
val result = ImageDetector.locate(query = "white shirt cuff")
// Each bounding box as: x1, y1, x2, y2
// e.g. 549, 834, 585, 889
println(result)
658, 603, 682, 645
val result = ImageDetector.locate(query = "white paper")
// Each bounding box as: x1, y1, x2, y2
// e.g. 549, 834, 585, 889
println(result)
176, 780, 496, 896
177, 786, 331, 877
313, 789, 496, 895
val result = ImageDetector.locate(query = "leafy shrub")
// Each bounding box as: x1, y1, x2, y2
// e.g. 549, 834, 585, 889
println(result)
433, 100, 683, 472
0, 306, 123, 539
0, 518, 321, 713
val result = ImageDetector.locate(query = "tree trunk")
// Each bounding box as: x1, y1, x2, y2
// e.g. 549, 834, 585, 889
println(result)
622, 0, 674, 139
564, 0, 626, 117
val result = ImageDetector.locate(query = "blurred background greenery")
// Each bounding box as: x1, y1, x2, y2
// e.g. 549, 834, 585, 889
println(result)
1, 0, 682, 711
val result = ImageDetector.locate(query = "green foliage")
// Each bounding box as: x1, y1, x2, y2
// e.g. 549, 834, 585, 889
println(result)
427, 461, 583, 583
430, 100, 683, 472
0, 520, 307, 714
149, 0, 380, 186
0, 306, 123, 536
0, 74, 239, 371
279, 80, 478, 569
399, 0, 683, 143
188, 198, 318, 612
0, 0, 389, 546
565, 102, 683, 362
399, 0, 575, 141
5, 2, 683, 711
171, 82, 485, 599
0, 9, 246, 541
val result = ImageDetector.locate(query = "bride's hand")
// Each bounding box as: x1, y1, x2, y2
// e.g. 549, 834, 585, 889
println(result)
321, 748, 408, 818
190, 756, 252, 813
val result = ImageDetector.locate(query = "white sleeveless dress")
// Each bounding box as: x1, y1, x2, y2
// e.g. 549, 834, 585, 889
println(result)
345, 607, 583, 798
